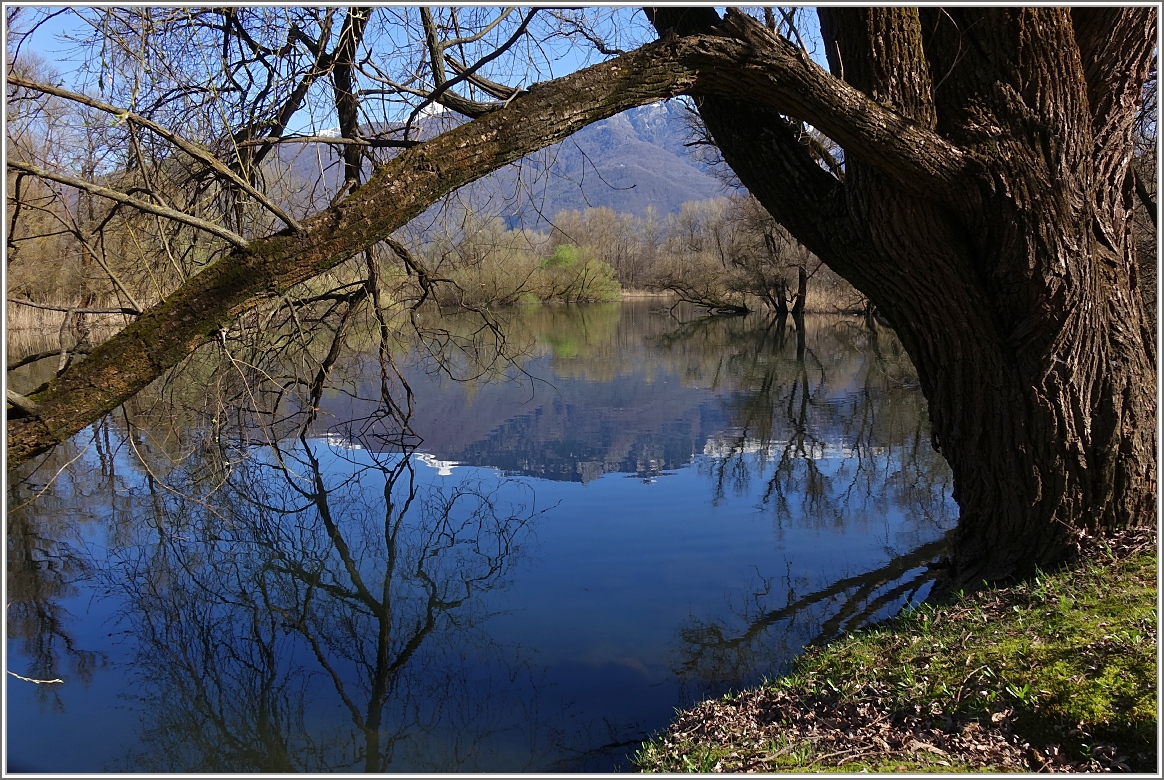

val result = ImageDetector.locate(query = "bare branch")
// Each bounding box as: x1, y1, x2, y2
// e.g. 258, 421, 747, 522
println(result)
548, 10, 628, 56
440, 7, 517, 49
234, 135, 418, 149
444, 54, 524, 101
1132, 166, 1158, 225
6, 160, 250, 249
777, 7, 809, 53
6, 74, 305, 233
8, 348, 91, 373
408, 8, 539, 127
73, 232, 144, 314
7, 298, 139, 315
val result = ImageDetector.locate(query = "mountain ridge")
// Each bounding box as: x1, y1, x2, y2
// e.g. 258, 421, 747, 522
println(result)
480, 100, 732, 227
284, 100, 731, 230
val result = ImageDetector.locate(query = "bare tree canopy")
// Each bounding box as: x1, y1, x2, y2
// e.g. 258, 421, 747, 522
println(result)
6, 7, 1157, 587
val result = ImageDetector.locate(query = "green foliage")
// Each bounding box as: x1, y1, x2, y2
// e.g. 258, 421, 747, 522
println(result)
541, 243, 580, 270
798, 552, 1157, 761
534, 244, 621, 303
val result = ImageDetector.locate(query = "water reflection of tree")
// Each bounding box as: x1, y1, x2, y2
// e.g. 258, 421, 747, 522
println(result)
9, 298, 569, 770
674, 536, 949, 702
656, 313, 955, 700
8, 300, 961, 770
6, 430, 111, 710
98, 430, 552, 772
657, 313, 953, 538
6, 293, 634, 772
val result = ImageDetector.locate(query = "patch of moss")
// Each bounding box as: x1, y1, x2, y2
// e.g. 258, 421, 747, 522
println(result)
827, 552, 1157, 765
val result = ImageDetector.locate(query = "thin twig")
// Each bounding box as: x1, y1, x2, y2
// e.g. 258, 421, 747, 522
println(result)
7, 435, 93, 513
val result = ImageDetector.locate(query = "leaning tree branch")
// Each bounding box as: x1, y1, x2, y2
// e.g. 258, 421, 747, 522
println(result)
6, 160, 250, 249
6, 74, 305, 233
5, 35, 700, 468
6, 26, 978, 468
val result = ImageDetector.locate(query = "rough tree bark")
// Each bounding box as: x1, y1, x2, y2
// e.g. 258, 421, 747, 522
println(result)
8, 8, 1157, 589
648, 7, 1156, 586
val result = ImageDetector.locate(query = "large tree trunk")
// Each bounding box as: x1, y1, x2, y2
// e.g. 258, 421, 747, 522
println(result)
650, 7, 1157, 586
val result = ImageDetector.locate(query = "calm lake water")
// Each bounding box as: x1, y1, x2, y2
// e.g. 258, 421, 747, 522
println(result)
6, 301, 956, 773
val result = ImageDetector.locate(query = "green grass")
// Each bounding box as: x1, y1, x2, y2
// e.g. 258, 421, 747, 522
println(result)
635, 548, 1157, 773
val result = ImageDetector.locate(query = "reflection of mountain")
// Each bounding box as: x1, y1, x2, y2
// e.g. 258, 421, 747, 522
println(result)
314, 305, 944, 489
320, 352, 733, 484
450, 373, 727, 483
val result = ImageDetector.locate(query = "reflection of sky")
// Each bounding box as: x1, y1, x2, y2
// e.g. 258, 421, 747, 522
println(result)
318, 441, 950, 768
6, 297, 957, 772
6, 512, 140, 773
7, 423, 954, 772
481, 453, 941, 665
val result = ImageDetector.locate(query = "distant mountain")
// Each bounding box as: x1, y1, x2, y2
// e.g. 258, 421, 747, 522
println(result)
488, 100, 732, 227
282, 101, 731, 230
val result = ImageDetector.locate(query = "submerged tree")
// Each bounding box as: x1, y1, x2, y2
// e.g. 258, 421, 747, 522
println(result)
6, 6, 1156, 588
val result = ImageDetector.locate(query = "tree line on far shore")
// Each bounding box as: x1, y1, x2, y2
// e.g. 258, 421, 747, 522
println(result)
394, 195, 858, 314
